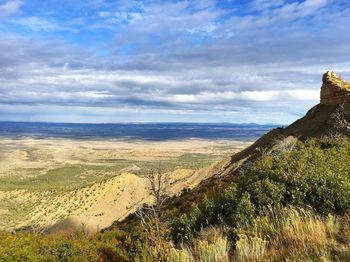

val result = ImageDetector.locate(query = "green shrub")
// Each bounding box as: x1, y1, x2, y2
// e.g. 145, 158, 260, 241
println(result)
0, 232, 98, 261
239, 138, 350, 215
172, 138, 350, 241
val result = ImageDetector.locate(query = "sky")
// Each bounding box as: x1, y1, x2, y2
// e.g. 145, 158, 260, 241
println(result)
0, 0, 349, 124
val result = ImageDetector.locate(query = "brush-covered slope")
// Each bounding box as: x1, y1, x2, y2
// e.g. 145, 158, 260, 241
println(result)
18, 168, 210, 234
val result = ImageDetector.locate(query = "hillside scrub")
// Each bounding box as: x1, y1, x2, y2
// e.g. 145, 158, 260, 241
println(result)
167, 207, 350, 261
0, 232, 99, 261
1, 138, 350, 261
171, 138, 350, 242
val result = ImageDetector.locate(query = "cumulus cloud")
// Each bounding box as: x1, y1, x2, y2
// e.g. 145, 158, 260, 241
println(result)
0, 0, 22, 19
0, 0, 349, 123
250, 0, 286, 11
11, 16, 75, 32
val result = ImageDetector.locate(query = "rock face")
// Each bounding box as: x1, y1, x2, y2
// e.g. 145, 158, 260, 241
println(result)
221, 71, 350, 175
321, 71, 350, 109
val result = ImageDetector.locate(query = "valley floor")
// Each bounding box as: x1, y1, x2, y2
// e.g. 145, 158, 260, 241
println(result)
0, 137, 251, 232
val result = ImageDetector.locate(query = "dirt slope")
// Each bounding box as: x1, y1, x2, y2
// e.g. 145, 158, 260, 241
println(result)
18, 166, 219, 234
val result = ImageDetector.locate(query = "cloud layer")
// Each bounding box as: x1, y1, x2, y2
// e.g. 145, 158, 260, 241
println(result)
0, 0, 350, 123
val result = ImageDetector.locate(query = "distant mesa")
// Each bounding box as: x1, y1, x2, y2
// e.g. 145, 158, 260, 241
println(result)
321, 71, 350, 109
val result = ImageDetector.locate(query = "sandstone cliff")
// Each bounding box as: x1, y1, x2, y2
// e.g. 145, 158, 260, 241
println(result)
321, 71, 350, 108
208, 71, 350, 177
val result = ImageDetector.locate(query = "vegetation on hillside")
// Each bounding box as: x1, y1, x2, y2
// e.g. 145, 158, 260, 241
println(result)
168, 207, 350, 261
171, 138, 350, 242
0, 153, 220, 193
1, 138, 350, 261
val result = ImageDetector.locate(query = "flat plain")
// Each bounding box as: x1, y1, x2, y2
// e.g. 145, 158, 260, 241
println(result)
0, 137, 252, 231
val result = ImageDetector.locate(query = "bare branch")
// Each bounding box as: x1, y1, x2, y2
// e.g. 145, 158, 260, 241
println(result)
327, 104, 350, 138
136, 166, 171, 241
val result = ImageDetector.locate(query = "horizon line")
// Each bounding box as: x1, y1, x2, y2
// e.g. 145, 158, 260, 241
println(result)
0, 120, 282, 126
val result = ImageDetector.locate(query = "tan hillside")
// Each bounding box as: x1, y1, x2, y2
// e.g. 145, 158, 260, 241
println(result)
18, 166, 219, 234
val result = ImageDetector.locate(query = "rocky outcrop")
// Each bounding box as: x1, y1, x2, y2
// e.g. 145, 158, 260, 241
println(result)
321, 71, 350, 110
221, 71, 350, 175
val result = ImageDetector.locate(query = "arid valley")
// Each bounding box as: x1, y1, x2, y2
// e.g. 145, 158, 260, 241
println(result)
1, 0, 350, 260
0, 137, 251, 233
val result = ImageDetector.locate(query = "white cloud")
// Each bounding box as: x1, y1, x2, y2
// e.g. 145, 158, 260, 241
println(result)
232, 0, 329, 30
250, 0, 286, 11
273, 0, 328, 21
285, 89, 319, 100
157, 89, 318, 104
0, 0, 22, 19
0, 0, 349, 124
98, 11, 111, 18
11, 16, 74, 32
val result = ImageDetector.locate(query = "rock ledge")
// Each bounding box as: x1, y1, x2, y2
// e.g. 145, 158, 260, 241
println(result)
320, 71, 350, 106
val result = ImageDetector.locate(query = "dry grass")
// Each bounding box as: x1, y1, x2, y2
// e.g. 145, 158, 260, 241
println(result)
246, 207, 330, 261
168, 207, 350, 261
168, 227, 230, 262
195, 227, 229, 262
168, 248, 193, 262
235, 234, 268, 261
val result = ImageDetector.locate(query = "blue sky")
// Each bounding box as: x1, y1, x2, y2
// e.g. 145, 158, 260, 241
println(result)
0, 0, 349, 124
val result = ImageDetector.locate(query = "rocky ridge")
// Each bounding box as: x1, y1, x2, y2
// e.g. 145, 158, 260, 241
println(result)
321, 71, 350, 108
207, 71, 350, 177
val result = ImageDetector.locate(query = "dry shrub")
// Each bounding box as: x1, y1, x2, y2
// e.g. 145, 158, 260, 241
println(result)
325, 214, 340, 237
168, 227, 229, 262
168, 247, 193, 262
197, 226, 226, 244
330, 212, 350, 261
193, 227, 229, 262
168, 208, 349, 261
194, 240, 228, 262
246, 207, 331, 261
339, 212, 350, 243
235, 234, 268, 261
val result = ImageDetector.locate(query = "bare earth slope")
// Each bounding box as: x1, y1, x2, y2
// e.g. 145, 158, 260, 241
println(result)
22, 166, 220, 234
